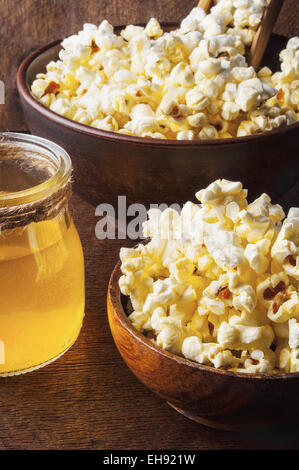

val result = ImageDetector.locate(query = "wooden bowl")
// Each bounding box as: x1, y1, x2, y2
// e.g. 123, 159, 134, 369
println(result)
108, 260, 299, 431
17, 29, 299, 209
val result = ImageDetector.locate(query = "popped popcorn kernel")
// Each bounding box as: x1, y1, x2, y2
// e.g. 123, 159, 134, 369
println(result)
120, 179, 299, 374
31, 3, 299, 140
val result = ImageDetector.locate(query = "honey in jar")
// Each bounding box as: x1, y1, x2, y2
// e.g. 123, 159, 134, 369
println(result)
0, 133, 85, 375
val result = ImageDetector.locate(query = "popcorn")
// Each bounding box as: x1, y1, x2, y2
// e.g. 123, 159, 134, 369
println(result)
179, 7, 207, 34
144, 18, 163, 40
91, 115, 119, 132
237, 120, 258, 136
256, 272, 290, 308
156, 319, 186, 354
198, 125, 218, 139
180, 31, 203, 54
49, 97, 76, 119
185, 88, 210, 111
130, 103, 155, 120
124, 116, 159, 136
227, 27, 255, 47
271, 207, 299, 279
197, 58, 222, 78
204, 230, 247, 273
227, 272, 257, 312
121, 25, 144, 41
278, 344, 299, 373
196, 77, 222, 98
128, 310, 151, 332
31, 2, 299, 140
187, 112, 207, 127
221, 101, 240, 120
236, 78, 276, 112
31, 78, 59, 99
211, 0, 234, 26
289, 319, 299, 349
120, 179, 299, 374
177, 130, 195, 140
231, 66, 255, 82
168, 62, 195, 87
231, 348, 275, 374
235, 197, 282, 244
267, 287, 299, 323
182, 336, 235, 368
201, 14, 225, 37
290, 349, 299, 372
244, 239, 270, 273
217, 322, 274, 350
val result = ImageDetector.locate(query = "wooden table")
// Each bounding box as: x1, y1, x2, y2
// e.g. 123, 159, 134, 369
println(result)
0, 0, 298, 450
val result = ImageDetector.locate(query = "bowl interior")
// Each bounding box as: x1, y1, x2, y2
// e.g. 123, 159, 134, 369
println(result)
25, 25, 289, 85
109, 260, 299, 381
19, 29, 298, 210
21, 27, 299, 153
25, 29, 289, 109
26, 42, 61, 89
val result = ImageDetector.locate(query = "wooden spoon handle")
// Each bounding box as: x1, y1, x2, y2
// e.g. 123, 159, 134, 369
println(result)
196, 0, 284, 71
248, 0, 284, 70
197, 0, 213, 12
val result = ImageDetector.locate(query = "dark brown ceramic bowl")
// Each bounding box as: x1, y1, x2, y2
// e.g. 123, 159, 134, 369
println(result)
17, 28, 298, 209
108, 260, 299, 431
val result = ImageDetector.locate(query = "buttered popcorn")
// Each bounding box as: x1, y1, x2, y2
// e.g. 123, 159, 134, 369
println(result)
31, 2, 299, 140
119, 179, 299, 374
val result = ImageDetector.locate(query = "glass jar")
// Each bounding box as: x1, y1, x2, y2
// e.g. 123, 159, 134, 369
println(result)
0, 133, 85, 376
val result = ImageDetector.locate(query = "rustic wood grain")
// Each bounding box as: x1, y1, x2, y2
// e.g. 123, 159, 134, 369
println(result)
0, 0, 298, 450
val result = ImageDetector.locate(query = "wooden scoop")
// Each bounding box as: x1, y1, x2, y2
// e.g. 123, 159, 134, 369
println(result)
197, 0, 284, 70
248, 0, 284, 70
197, 0, 213, 10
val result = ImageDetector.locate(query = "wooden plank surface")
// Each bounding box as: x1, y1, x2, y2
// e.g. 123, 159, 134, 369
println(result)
0, 0, 298, 450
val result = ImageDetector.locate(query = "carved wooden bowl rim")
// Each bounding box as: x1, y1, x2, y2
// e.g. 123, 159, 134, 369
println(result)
17, 24, 299, 147
108, 257, 299, 381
